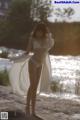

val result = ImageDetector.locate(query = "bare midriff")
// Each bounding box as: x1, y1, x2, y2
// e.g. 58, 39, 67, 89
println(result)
31, 48, 47, 65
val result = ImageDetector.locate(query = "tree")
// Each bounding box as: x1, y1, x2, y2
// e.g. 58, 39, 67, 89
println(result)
7, 0, 52, 38
0, 0, 52, 49
54, 7, 75, 22
7, 0, 33, 37
1, 0, 34, 49
31, 0, 53, 22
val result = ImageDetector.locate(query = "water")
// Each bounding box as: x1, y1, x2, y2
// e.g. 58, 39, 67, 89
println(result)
0, 55, 80, 96
50, 55, 80, 95
0, 58, 13, 71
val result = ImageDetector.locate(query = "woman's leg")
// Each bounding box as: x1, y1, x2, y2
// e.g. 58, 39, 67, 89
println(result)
26, 58, 42, 115
26, 59, 37, 114
26, 87, 31, 114
31, 65, 42, 115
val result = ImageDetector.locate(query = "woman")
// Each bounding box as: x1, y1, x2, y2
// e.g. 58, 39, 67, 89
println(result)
26, 22, 54, 117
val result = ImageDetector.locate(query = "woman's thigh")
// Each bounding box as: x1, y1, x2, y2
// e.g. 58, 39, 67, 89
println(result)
28, 59, 37, 85
28, 59, 42, 89
36, 65, 42, 86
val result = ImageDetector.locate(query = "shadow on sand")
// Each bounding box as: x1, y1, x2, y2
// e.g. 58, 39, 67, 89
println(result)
7, 110, 45, 120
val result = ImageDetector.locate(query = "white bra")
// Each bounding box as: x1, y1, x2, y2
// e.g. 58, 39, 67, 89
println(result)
33, 33, 54, 50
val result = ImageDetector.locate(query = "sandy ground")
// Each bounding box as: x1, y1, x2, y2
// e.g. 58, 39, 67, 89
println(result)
0, 86, 80, 120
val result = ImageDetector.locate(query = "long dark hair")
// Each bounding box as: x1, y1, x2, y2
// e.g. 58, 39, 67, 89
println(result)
31, 22, 49, 38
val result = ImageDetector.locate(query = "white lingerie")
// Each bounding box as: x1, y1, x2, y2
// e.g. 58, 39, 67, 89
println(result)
30, 33, 54, 67
8, 34, 54, 96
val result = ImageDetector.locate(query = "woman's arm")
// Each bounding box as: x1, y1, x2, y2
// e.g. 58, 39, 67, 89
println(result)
26, 36, 33, 54
46, 33, 54, 50
49, 33, 54, 47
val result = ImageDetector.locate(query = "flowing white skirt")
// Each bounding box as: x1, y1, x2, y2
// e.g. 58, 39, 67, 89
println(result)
8, 53, 52, 96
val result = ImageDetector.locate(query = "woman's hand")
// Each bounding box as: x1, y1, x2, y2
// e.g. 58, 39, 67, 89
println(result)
25, 51, 29, 55
26, 36, 33, 54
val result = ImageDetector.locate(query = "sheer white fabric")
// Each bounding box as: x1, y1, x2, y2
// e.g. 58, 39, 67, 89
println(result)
8, 53, 52, 96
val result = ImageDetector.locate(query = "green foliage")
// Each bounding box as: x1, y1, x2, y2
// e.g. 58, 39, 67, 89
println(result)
0, 51, 8, 58
0, 0, 34, 48
32, 0, 52, 22
0, 69, 10, 86
0, 19, 8, 41
0, 0, 52, 49
8, 0, 33, 34
54, 7, 75, 21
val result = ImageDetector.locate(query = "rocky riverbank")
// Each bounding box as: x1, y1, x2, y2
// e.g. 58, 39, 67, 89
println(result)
0, 86, 80, 120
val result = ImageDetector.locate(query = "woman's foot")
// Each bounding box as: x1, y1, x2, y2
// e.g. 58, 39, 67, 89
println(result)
25, 106, 30, 117
31, 113, 43, 120
31, 113, 41, 119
